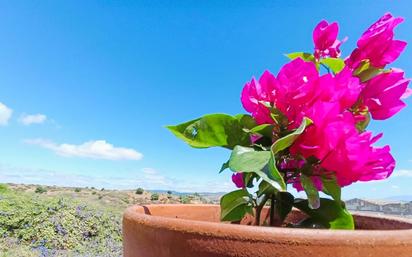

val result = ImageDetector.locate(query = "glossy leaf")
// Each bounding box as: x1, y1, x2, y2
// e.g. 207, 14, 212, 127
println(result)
321, 176, 341, 202
228, 146, 271, 172
271, 117, 312, 154
250, 124, 274, 139
286, 52, 315, 62
293, 198, 354, 230
300, 174, 320, 209
219, 161, 229, 173
354, 61, 383, 82
254, 169, 283, 191
257, 180, 276, 197
166, 114, 251, 149
220, 189, 253, 221
268, 154, 286, 190
320, 58, 345, 74
229, 146, 284, 190
235, 114, 257, 130
275, 191, 295, 223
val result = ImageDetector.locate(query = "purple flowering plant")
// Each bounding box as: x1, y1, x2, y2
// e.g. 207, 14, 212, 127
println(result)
167, 13, 410, 229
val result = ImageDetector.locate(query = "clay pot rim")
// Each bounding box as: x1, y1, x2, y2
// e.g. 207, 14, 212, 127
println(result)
124, 204, 412, 244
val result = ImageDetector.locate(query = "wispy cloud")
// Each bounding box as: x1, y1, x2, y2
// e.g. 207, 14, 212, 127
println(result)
0, 164, 233, 192
24, 138, 143, 161
19, 113, 47, 125
0, 102, 13, 126
393, 169, 412, 177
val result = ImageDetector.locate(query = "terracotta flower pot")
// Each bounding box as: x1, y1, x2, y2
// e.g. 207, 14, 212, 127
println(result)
123, 204, 412, 257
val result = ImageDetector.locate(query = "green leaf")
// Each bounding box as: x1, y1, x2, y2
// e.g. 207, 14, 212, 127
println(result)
268, 154, 286, 190
271, 117, 312, 154
293, 198, 354, 230
356, 111, 371, 132
320, 58, 345, 74
244, 173, 256, 188
219, 161, 229, 173
229, 146, 284, 190
235, 114, 257, 130
321, 176, 341, 202
257, 180, 276, 197
286, 52, 315, 62
228, 146, 271, 172
254, 169, 283, 191
275, 191, 295, 223
166, 113, 251, 149
300, 174, 320, 209
220, 189, 252, 221
354, 61, 383, 82
250, 124, 274, 139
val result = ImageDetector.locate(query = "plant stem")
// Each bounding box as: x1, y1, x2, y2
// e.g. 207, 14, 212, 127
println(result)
269, 194, 275, 226
254, 195, 269, 225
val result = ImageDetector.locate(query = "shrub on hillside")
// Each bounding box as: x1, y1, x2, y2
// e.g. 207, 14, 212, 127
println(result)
150, 193, 159, 201
35, 186, 47, 194
135, 188, 144, 195
0, 188, 122, 256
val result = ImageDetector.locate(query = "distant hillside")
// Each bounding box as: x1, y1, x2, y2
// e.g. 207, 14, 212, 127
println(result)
0, 183, 213, 256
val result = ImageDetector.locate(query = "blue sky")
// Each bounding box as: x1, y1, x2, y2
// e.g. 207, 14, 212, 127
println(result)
0, 1, 411, 199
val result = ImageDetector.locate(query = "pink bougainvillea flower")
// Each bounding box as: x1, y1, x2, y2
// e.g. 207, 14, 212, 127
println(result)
290, 101, 395, 187
231, 173, 245, 188
316, 67, 362, 110
241, 58, 364, 128
361, 69, 410, 120
292, 175, 323, 192
313, 20, 344, 59
241, 70, 277, 124
321, 131, 395, 187
402, 88, 412, 99
275, 58, 319, 127
346, 13, 407, 69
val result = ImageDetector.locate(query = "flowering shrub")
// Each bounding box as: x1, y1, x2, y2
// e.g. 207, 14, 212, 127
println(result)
167, 13, 410, 229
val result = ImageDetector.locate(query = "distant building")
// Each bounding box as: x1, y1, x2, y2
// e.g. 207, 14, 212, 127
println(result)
345, 198, 412, 216
345, 198, 382, 212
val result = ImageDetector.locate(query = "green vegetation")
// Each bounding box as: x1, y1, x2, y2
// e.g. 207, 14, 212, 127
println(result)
179, 195, 191, 204
34, 186, 47, 194
0, 183, 216, 256
74, 188, 81, 192
150, 193, 159, 201
0, 184, 122, 256
135, 188, 144, 195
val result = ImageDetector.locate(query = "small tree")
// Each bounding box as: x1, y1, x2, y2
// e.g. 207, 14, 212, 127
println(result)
135, 188, 144, 195
74, 188, 81, 192
167, 190, 172, 195
35, 186, 47, 194
179, 195, 190, 204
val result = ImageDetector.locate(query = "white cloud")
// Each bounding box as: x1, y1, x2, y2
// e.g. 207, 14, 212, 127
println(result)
0, 102, 13, 126
393, 169, 412, 177
24, 138, 143, 161
0, 164, 233, 192
141, 168, 170, 186
19, 113, 47, 125
134, 168, 235, 192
